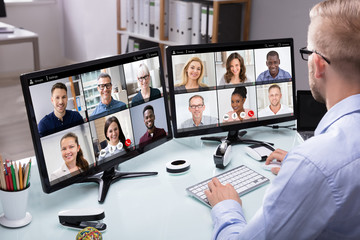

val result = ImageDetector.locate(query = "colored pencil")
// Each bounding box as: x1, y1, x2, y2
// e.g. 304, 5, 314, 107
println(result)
26, 159, 31, 187
19, 162, 23, 190
6, 160, 13, 191
5, 168, 10, 191
0, 155, 6, 190
23, 162, 30, 189
14, 161, 20, 190
10, 161, 17, 191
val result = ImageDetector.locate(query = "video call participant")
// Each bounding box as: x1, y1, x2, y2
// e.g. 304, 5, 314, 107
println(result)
256, 50, 292, 82
98, 116, 128, 161
139, 105, 166, 148
223, 87, 255, 122
205, 0, 360, 238
38, 82, 84, 137
181, 95, 217, 128
131, 63, 161, 107
218, 52, 248, 85
174, 57, 208, 92
50, 132, 89, 182
258, 84, 292, 117
90, 73, 126, 120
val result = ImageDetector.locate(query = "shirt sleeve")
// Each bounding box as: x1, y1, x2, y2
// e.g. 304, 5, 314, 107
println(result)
211, 153, 337, 240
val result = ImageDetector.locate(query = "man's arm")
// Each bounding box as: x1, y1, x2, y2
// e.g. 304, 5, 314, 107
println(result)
204, 151, 336, 240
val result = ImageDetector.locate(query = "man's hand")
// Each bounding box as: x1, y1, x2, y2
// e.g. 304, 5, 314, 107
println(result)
265, 148, 288, 175
204, 177, 242, 207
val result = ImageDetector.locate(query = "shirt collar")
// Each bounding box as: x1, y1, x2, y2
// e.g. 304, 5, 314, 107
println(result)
315, 94, 360, 135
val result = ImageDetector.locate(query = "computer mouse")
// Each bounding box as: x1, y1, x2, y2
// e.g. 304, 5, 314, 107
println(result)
262, 161, 281, 171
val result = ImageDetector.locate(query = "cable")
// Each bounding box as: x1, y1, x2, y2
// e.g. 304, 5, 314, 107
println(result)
265, 124, 297, 130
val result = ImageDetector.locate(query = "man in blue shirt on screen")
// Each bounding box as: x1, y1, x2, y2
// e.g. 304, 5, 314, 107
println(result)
205, 0, 360, 239
89, 73, 126, 120
256, 51, 291, 83
38, 82, 83, 137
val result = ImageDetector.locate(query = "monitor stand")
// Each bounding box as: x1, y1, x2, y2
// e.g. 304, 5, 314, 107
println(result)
201, 130, 273, 146
82, 167, 157, 203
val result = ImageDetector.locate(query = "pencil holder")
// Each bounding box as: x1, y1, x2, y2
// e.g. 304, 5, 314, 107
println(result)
0, 184, 32, 228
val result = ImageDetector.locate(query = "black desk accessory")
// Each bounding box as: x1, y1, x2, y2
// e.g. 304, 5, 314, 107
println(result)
213, 140, 232, 169
58, 208, 106, 231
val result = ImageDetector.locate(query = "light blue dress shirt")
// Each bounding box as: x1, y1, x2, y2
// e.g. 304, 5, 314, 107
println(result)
89, 97, 126, 120
256, 67, 291, 82
210, 94, 360, 240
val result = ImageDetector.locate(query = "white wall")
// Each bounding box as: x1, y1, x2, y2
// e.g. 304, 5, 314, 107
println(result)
62, 0, 117, 62
249, 0, 321, 90
0, 0, 118, 75
0, 1, 65, 74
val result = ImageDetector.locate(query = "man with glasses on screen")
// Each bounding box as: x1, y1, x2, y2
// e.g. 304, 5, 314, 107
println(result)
181, 95, 217, 129
90, 73, 126, 120
204, 0, 360, 239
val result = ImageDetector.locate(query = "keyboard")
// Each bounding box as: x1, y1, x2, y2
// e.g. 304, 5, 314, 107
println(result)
186, 165, 269, 206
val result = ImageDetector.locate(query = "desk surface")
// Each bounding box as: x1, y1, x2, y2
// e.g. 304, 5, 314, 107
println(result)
0, 123, 303, 239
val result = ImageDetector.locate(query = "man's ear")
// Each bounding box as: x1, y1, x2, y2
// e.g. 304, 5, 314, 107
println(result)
313, 53, 326, 79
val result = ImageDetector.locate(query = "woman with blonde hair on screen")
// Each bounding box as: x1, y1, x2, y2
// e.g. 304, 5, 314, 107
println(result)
174, 56, 208, 92
131, 63, 161, 107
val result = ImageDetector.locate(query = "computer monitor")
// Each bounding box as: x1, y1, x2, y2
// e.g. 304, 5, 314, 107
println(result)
166, 38, 296, 144
21, 47, 172, 202
0, 0, 6, 18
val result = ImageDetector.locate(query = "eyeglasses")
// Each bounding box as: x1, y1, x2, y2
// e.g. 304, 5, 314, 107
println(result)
189, 104, 204, 109
98, 83, 112, 90
299, 47, 331, 65
138, 75, 149, 82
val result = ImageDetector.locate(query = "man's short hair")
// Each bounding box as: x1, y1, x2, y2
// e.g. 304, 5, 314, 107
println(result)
143, 105, 154, 116
268, 84, 281, 93
98, 72, 112, 81
266, 51, 279, 60
51, 82, 67, 94
188, 95, 204, 107
309, 0, 360, 76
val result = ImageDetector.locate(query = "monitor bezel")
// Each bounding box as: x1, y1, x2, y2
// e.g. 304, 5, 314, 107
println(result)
166, 38, 296, 138
0, 0, 6, 18
20, 47, 173, 194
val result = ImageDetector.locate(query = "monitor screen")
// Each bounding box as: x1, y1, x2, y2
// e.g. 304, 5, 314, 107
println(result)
21, 47, 172, 202
0, 0, 6, 18
166, 38, 296, 142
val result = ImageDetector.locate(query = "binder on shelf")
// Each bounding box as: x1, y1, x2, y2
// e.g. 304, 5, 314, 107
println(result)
200, 5, 208, 44
134, 41, 140, 51
126, 0, 134, 32
200, 5, 213, 44
133, 0, 140, 34
191, 2, 202, 44
149, 0, 161, 38
127, 38, 135, 52
139, 0, 150, 36
177, 1, 192, 44
208, 7, 214, 43
163, 0, 169, 39
168, 0, 177, 42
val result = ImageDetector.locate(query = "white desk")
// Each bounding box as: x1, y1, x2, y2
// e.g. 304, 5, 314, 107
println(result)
0, 124, 303, 239
0, 22, 40, 71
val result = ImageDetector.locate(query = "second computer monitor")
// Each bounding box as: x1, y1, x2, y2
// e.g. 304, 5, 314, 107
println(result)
166, 38, 296, 139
